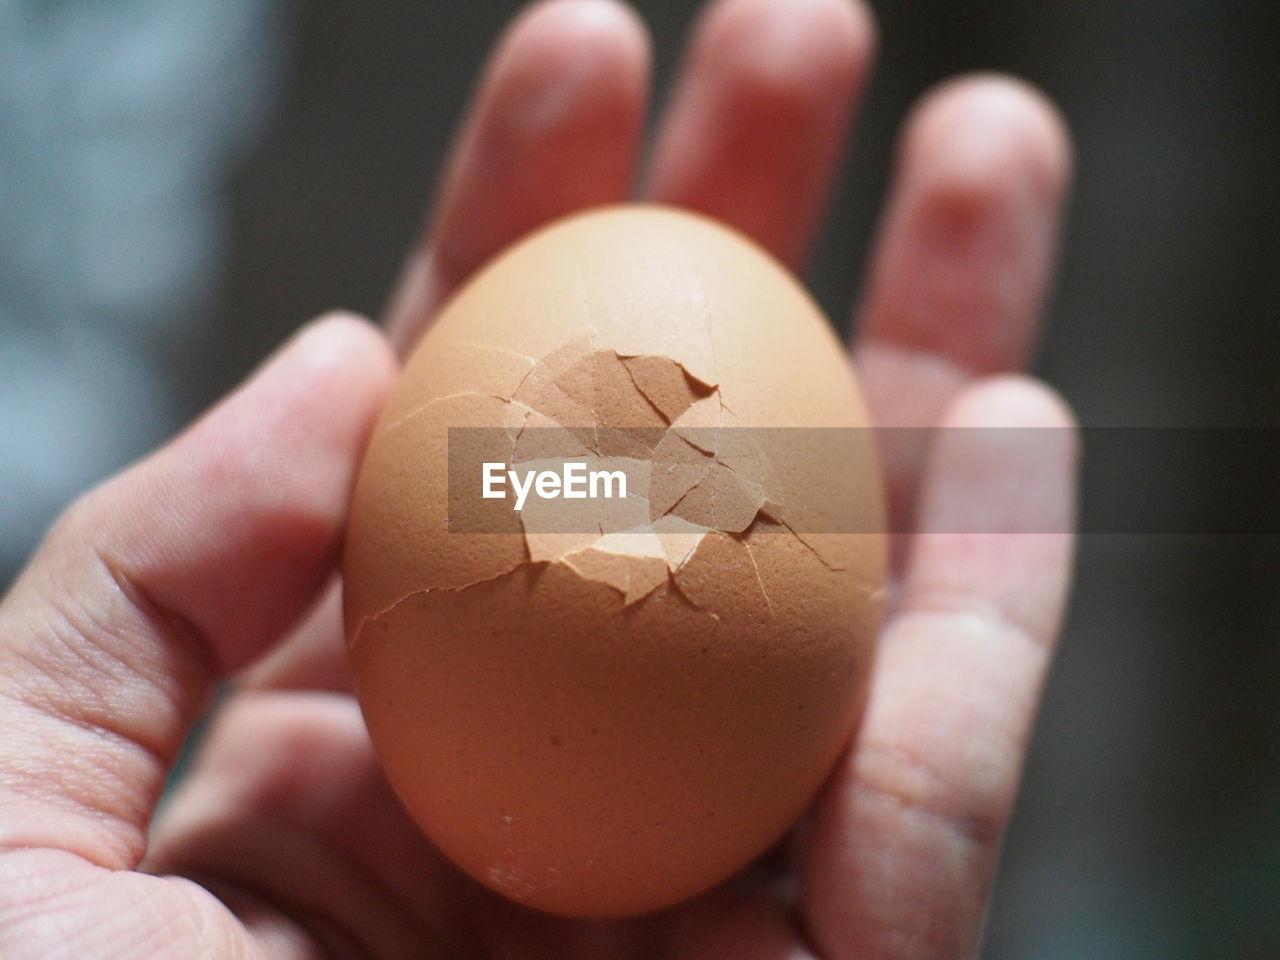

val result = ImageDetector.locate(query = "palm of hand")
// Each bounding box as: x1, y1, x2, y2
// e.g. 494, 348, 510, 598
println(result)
0, 1, 1075, 958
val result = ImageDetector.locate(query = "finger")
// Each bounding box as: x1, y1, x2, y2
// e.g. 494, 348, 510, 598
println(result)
802, 375, 1077, 960
644, 0, 874, 268
661, 883, 811, 960
157, 687, 819, 958
851, 75, 1072, 537
0, 314, 396, 870
386, 0, 650, 353
239, 575, 350, 692
147, 690, 465, 958
263, 0, 652, 689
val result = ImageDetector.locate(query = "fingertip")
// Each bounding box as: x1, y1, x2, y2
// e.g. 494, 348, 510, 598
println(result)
290, 311, 399, 383
858, 74, 1072, 380
646, 0, 873, 266
403, 0, 651, 345
688, 0, 873, 109
922, 374, 1080, 539
184, 311, 397, 478
513, 0, 648, 45
900, 73, 1073, 212
938, 372, 1080, 467
941, 373, 1078, 433
489, 0, 650, 132
554, 0, 650, 53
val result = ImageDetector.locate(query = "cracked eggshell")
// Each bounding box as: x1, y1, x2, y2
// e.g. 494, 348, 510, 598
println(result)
343, 204, 886, 918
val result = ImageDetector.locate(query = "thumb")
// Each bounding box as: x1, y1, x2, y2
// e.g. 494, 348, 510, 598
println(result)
0, 313, 396, 871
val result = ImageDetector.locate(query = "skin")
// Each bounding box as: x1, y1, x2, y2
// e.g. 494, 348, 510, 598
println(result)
0, 0, 1077, 957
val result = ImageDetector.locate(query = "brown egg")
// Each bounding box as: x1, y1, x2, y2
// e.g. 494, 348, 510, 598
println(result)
343, 205, 885, 918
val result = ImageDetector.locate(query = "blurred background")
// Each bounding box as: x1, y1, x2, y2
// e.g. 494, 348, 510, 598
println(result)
2, 1, 1277, 956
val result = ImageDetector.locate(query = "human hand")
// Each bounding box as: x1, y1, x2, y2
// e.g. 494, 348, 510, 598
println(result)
0, 1, 1076, 958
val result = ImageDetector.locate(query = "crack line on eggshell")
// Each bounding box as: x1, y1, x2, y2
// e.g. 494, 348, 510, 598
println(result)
374, 390, 514, 440
666, 568, 722, 621
509, 404, 530, 465
618, 357, 676, 426
758, 505, 850, 573
706, 448, 764, 489
349, 560, 540, 654
617, 352, 719, 426
585, 333, 602, 457
665, 429, 716, 461
572, 276, 601, 458
453, 340, 540, 368
741, 536, 774, 612
661, 473, 717, 526
661, 531, 705, 571
614, 349, 719, 391
509, 360, 543, 407
711, 390, 724, 529
557, 553, 665, 608
692, 267, 720, 387
351, 533, 701, 655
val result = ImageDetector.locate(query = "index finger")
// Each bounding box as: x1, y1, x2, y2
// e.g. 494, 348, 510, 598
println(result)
385, 0, 650, 353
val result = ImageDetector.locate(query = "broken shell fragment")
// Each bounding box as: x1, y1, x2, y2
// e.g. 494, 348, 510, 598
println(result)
343, 204, 886, 918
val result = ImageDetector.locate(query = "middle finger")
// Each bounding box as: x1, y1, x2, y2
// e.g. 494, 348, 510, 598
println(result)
644, 0, 875, 270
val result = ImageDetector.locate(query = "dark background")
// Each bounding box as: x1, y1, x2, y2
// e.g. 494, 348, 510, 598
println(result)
26, 0, 1280, 955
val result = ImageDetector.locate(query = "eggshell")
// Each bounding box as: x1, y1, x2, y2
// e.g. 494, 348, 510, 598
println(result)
343, 205, 885, 918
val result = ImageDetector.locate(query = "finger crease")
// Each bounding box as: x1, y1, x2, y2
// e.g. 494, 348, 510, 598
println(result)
898, 586, 1049, 657
853, 740, 1008, 854
92, 546, 218, 684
